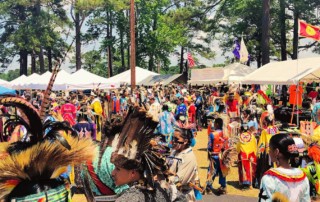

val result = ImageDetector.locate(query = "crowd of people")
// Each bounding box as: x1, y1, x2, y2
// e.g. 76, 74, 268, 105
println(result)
0, 82, 320, 202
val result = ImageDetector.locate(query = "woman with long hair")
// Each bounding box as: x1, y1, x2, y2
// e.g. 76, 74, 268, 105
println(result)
258, 134, 310, 202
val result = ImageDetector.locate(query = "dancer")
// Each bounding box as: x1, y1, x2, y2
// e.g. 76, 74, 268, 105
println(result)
258, 134, 309, 202
90, 90, 103, 142
301, 143, 320, 200
82, 116, 129, 202
206, 118, 229, 195
256, 112, 278, 187
110, 106, 186, 202
236, 124, 257, 189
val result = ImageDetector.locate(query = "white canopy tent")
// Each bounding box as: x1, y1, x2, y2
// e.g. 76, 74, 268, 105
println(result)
10, 75, 27, 89
0, 78, 11, 88
224, 63, 257, 83
10, 74, 42, 89
188, 63, 256, 85
27, 70, 72, 90
188, 68, 225, 85
107, 67, 159, 84
241, 57, 320, 85
67, 69, 119, 89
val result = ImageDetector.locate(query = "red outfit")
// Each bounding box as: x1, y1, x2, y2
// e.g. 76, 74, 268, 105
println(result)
226, 99, 238, 116
188, 104, 196, 124
60, 103, 77, 126
289, 85, 303, 105
308, 91, 318, 100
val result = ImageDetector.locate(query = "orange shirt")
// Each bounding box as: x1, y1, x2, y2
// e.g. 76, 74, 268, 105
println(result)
289, 85, 303, 105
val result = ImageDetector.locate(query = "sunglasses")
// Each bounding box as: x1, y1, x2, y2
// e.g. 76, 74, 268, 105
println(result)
173, 137, 185, 144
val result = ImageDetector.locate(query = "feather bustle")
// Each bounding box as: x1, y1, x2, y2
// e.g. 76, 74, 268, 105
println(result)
0, 136, 97, 199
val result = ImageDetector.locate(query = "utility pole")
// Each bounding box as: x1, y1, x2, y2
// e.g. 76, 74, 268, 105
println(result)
130, 0, 136, 89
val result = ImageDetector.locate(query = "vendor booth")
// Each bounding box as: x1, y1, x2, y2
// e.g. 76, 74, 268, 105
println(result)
137, 74, 184, 86
241, 57, 320, 85
67, 69, 119, 89
107, 67, 159, 84
188, 63, 256, 85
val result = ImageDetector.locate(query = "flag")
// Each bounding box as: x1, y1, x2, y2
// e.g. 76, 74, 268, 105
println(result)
232, 38, 240, 59
240, 37, 249, 63
187, 52, 195, 68
299, 20, 320, 41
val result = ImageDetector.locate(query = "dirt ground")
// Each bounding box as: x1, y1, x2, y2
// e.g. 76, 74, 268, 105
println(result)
73, 129, 259, 201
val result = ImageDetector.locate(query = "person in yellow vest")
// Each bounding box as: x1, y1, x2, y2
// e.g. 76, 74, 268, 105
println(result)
236, 124, 257, 189
90, 91, 103, 142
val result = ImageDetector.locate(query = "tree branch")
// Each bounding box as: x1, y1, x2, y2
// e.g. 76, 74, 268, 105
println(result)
70, 3, 75, 23
298, 41, 318, 50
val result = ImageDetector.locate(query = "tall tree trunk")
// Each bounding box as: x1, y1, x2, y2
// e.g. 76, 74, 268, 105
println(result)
292, 9, 299, 60
279, 0, 287, 61
75, 10, 81, 70
180, 47, 184, 73
38, 47, 45, 73
148, 10, 158, 72
261, 0, 270, 65
19, 5, 27, 76
257, 51, 262, 68
31, 51, 36, 73
148, 55, 154, 71
47, 48, 52, 72
120, 28, 125, 70
126, 10, 130, 71
19, 50, 28, 76
107, 10, 113, 77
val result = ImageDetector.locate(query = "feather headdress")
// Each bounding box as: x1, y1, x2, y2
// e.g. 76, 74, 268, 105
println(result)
111, 106, 169, 189
0, 96, 97, 200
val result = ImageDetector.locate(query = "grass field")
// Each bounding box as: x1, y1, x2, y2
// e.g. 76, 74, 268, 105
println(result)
73, 129, 259, 201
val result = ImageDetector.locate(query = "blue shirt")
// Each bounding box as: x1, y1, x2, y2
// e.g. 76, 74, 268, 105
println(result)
176, 103, 187, 116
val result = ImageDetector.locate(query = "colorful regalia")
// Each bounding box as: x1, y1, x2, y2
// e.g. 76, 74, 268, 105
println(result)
0, 97, 97, 201
259, 167, 309, 202
110, 106, 186, 202
91, 94, 103, 142
301, 143, 320, 198
256, 124, 278, 187
81, 116, 129, 202
236, 131, 257, 186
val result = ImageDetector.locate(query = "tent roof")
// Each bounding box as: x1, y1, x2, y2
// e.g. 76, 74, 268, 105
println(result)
27, 70, 72, 90
0, 78, 11, 88
108, 67, 159, 84
188, 64, 256, 85
137, 74, 183, 86
10, 75, 27, 85
241, 57, 320, 84
223, 63, 256, 83
189, 68, 225, 85
67, 69, 119, 89
10, 74, 41, 89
